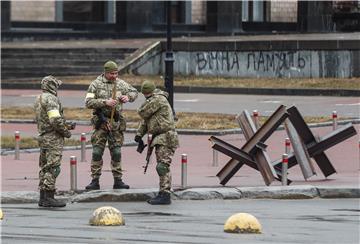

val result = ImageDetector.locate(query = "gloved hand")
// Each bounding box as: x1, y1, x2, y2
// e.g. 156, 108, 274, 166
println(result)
66, 121, 76, 130
64, 130, 72, 138
135, 135, 147, 153
134, 135, 142, 143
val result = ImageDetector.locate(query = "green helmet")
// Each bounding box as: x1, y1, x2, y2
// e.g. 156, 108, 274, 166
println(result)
141, 80, 156, 94
104, 60, 118, 73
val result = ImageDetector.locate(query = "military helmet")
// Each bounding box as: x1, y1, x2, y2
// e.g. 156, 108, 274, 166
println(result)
141, 80, 156, 94
104, 60, 118, 73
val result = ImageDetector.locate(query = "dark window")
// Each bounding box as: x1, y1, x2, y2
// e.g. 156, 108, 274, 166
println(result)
170, 1, 185, 23
63, 1, 105, 22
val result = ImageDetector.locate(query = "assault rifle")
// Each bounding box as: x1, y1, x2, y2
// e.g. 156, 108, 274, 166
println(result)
93, 109, 115, 143
143, 135, 155, 174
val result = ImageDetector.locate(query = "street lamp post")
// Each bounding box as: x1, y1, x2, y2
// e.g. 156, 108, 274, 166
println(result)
164, 1, 175, 114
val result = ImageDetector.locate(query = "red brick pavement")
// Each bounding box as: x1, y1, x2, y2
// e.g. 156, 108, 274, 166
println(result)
1, 124, 359, 192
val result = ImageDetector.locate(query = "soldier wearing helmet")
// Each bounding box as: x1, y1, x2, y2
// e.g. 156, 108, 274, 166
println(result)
135, 80, 179, 205
85, 60, 138, 190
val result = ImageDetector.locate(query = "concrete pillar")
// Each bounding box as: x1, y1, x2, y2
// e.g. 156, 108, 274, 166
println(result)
106, 0, 116, 23
55, 0, 63, 22
185, 1, 192, 24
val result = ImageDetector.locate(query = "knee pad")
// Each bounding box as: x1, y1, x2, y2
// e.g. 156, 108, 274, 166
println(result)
52, 166, 61, 178
111, 147, 121, 162
156, 162, 169, 176
92, 146, 104, 161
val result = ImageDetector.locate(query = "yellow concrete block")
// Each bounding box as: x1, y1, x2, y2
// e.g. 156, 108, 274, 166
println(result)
0, 209, 3, 220
224, 213, 262, 234
89, 206, 125, 226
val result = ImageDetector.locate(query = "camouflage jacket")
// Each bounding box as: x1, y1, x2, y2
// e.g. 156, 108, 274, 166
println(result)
34, 81, 70, 140
85, 74, 138, 130
137, 89, 179, 148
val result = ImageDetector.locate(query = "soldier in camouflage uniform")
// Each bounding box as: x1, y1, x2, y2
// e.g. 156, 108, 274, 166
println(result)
34, 75, 74, 208
135, 80, 179, 205
85, 60, 138, 190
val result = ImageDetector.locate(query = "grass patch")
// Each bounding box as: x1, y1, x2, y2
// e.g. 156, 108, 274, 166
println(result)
8, 75, 360, 90
1, 136, 88, 150
2, 106, 338, 131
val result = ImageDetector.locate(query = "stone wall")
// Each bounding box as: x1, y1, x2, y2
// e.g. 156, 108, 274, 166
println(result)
11, 0, 55, 21
123, 39, 359, 78
270, 0, 297, 22
134, 50, 354, 78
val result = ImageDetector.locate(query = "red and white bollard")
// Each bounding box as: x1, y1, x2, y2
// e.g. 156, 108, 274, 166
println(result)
285, 138, 291, 154
332, 111, 338, 131
252, 110, 260, 129
80, 133, 86, 162
282, 154, 288, 186
14, 131, 20, 160
70, 156, 77, 191
181, 154, 187, 188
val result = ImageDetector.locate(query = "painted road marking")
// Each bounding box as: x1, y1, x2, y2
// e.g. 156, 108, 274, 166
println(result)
175, 99, 199, 102
335, 103, 360, 106
260, 100, 281, 104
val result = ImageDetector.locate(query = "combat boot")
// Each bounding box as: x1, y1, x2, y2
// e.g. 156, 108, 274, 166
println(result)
41, 190, 66, 208
85, 178, 100, 190
113, 178, 130, 189
147, 192, 171, 205
38, 189, 45, 207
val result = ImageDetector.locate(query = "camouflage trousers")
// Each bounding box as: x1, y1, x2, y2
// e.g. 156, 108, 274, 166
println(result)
155, 145, 176, 193
38, 147, 63, 191
90, 128, 124, 179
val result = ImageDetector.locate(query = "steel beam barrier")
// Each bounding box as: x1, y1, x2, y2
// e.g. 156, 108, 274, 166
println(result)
284, 119, 316, 179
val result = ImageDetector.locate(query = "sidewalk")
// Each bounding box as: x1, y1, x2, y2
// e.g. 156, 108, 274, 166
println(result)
1, 124, 359, 203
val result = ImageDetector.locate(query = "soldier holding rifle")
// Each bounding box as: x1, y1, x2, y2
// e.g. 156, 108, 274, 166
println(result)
85, 60, 138, 190
135, 80, 179, 205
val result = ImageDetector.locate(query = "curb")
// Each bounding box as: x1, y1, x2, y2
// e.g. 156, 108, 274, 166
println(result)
1, 82, 359, 97
1, 186, 359, 204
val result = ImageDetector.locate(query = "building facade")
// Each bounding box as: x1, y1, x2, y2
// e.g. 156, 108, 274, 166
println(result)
1, 1, 359, 40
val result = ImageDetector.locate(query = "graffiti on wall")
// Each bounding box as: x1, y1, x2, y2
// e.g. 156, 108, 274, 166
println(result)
196, 51, 307, 74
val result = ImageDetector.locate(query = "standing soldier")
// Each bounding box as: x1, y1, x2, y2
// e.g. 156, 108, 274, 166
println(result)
34, 75, 74, 208
135, 80, 179, 205
85, 60, 138, 190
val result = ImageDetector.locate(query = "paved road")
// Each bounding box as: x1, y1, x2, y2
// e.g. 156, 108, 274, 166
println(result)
1, 199, 359, 244
2, 89, 359, 117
